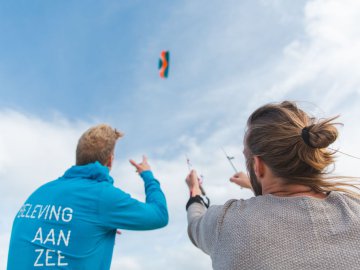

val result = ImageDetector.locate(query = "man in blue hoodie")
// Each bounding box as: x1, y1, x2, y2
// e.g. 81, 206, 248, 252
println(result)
7, 124, 168, 269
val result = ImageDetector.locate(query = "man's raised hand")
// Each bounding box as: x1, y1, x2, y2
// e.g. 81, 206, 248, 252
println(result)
129, 155, 151, 174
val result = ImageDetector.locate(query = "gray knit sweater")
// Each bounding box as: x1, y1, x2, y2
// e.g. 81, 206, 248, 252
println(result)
187, 192, 360, 269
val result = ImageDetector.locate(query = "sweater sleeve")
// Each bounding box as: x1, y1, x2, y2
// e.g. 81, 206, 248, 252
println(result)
98, 171, 168, 230
187, 202, 224, 255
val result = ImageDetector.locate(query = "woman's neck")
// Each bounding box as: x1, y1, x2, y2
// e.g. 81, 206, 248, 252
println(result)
262, 179, 327, 199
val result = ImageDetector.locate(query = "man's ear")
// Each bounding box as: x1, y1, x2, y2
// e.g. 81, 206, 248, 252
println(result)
253, 156, 264, 178
106, 154, 114, 170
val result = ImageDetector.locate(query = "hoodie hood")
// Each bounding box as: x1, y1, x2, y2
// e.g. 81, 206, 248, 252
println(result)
63, 161, 114, 184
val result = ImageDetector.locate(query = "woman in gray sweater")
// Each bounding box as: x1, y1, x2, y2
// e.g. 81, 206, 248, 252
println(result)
186, 101, 360, 270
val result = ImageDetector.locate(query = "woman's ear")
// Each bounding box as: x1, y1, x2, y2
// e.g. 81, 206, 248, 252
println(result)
253, 156, 264, 178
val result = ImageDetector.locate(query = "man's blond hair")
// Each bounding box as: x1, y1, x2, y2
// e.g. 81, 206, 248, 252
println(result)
76, 124, 123, 166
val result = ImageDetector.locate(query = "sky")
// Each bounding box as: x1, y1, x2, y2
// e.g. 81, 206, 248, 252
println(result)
1, 0, 360, 269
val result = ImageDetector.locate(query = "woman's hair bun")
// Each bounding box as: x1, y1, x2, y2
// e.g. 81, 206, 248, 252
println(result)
306, 117, 339, 149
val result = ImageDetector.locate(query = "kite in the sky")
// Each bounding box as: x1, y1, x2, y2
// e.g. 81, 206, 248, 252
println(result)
159, 50, 169, 78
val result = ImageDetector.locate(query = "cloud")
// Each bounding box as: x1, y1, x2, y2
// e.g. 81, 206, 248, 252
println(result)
263, 0, 360, 108
111, 242, 212, 270
0, 110, 87, 204
110, 256, 142, 270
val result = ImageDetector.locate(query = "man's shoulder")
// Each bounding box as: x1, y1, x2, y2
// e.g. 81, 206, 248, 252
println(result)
24, 178, 61, 199
27, 175, 116, 202
99, 183, 129, 201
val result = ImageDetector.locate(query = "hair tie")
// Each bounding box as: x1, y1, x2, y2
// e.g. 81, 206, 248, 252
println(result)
301, 127, 314, 147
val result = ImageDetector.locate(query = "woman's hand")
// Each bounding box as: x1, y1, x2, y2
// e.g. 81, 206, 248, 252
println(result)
230, 171, 252, 189
186, 170, 202, 197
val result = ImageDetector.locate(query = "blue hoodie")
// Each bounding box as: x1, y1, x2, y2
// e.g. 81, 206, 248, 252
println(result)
7, 162, 168, 269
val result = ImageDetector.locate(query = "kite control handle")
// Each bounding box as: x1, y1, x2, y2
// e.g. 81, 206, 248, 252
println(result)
199, 184, 206, 196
